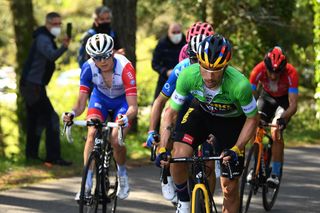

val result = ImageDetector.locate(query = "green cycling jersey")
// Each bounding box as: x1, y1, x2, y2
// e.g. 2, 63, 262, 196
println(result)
170, 63, 257, 118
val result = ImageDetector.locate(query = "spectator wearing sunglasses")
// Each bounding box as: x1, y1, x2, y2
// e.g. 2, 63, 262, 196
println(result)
63, 33, 137, 200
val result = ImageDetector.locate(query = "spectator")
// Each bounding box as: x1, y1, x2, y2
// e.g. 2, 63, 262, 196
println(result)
20, 12, 72, 166
77, 5, 125, 67
151, 22, 186, 130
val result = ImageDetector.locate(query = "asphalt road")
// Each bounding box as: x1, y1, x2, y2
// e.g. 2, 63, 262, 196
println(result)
0, 146, 319, 213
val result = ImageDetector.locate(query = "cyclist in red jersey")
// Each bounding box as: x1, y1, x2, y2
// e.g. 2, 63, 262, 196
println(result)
249, 46, 299, 187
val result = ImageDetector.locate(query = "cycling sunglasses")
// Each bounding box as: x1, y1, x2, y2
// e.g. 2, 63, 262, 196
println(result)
93, 53, 112, 61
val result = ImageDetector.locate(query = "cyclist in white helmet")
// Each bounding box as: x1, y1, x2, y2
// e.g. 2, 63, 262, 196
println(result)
63, 33, 138, 200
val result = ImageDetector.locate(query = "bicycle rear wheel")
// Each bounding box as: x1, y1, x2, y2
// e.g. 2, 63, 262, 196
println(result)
79, 153, 107, 213
262, 140, 281, 211
104, 148, 118, 213
239, 143, 259, 213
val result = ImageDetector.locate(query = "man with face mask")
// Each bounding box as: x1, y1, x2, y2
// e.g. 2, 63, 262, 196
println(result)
77, 6, 124, 68
151, 22, 186, 131
20, 12, 71, 166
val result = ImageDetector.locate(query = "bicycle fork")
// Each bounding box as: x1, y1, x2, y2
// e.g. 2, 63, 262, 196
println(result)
192, 184, 211, 213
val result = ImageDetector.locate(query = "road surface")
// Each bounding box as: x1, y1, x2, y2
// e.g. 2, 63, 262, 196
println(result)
0, 146, 319, 213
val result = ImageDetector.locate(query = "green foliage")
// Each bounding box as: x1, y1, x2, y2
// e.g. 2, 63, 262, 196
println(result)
314, 0, 320, 120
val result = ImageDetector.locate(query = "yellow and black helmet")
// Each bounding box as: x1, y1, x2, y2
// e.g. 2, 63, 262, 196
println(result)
197, 34, 232, 69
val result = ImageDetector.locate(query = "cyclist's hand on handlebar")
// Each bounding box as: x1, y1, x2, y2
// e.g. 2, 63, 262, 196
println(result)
276, 117, 286, 130
146, 130, 159, 148
117, 114, 128, 127
221, 145, 243, 163
62, 111, 75, 126
155, 147, 170, 168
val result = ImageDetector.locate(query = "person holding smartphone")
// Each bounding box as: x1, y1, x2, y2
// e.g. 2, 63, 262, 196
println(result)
20, 12, 71, 166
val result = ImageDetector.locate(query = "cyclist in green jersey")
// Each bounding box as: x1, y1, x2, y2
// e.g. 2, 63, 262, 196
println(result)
157, 34, 259, 213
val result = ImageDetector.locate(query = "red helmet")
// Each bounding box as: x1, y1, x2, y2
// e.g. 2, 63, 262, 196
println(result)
186, 22, 214, 43
264, 46, 287, 73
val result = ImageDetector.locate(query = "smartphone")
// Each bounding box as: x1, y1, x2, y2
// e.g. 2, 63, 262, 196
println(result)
66, 22, 72, 38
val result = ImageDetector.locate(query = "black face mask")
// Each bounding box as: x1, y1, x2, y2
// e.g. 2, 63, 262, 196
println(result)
96, 22, 111, 33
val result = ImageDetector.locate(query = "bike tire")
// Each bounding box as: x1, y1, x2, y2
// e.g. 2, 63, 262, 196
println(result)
104, 147, 118, 213
193, 187, 207, 213
262, 138, 281, 211
239, 143, 259, 213
79, 152, 106, 213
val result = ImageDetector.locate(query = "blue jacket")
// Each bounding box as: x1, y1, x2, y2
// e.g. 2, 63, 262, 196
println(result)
21, 26, 67, 86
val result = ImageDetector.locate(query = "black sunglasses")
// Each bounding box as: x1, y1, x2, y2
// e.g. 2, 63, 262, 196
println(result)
93, 53, 112, 61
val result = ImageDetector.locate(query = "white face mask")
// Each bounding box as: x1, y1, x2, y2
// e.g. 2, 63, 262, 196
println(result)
50, 27, 61, 37
170, 33, 182, 44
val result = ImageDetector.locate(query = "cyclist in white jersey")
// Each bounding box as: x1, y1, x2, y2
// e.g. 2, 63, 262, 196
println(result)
63, 34, 137, 200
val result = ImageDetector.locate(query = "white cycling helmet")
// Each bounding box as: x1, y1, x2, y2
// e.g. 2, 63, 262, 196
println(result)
187, 34, 207, 58
85, 33, 114, 58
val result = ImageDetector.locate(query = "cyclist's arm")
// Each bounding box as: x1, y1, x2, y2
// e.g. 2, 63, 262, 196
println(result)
249, 62, 264, 98
72, 92, 89, 117
125, 95, 138, 121
234, 113, 260, 151
149, 94, 169, 131
281, 92, 298, 122
281, 65, 299, 122
159, 106, 178, 149
234, 77, 260, 151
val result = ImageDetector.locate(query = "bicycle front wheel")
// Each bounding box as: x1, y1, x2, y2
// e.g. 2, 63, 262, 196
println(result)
239, 143, 259, 213
262, 141, 281, 211
192, 187, 209, 213
104, 150, 118, 213
79, 152, 107, 213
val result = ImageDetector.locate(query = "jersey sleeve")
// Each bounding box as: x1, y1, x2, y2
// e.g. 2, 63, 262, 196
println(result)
161, 71, 177, 98
235, 78, 258, 118
286, 64, 299, 94
122, 63, 137, 96
79, 62, 93, 94
161, 60, 188, 97
249, 62, 264, 91
169, 68, 190, 111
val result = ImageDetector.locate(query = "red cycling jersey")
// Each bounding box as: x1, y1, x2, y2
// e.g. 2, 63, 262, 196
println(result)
249, 61, 299, 97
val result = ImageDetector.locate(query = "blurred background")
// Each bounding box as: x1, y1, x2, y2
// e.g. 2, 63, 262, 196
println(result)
0, 0, 319, 187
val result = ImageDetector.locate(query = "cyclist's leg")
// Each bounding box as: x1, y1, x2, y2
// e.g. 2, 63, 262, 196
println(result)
211, 115, 246, 213
110, 97, 129, 168
170, 142, 194, 200
172, 102, 209, 208
268, 94, 288, 179
84, 89, 109, 165
202, 140, 216, 195
270, 107, 285, 177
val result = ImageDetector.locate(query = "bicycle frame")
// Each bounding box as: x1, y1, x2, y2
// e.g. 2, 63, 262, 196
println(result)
252, 124, 278, 180
170, 154, 221, 213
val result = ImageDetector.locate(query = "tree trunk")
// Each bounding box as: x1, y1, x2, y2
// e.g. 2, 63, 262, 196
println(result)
9, 0, 35, 144
314, 0, 320, 121
104, 0, 138, 131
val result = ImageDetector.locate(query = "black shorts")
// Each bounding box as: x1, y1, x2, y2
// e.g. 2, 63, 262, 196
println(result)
257, 90, 289, 123
174, 100, 246, 177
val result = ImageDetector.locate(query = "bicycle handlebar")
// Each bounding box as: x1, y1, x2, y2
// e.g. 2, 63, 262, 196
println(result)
169, 155, 222, 163
63, 120, 124, 146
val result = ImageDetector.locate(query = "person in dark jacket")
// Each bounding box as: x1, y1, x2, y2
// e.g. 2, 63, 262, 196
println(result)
151, 22, 186, 131
20, 12, 71, 166
77, 6, 125, 68
152, 23, 186, 101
